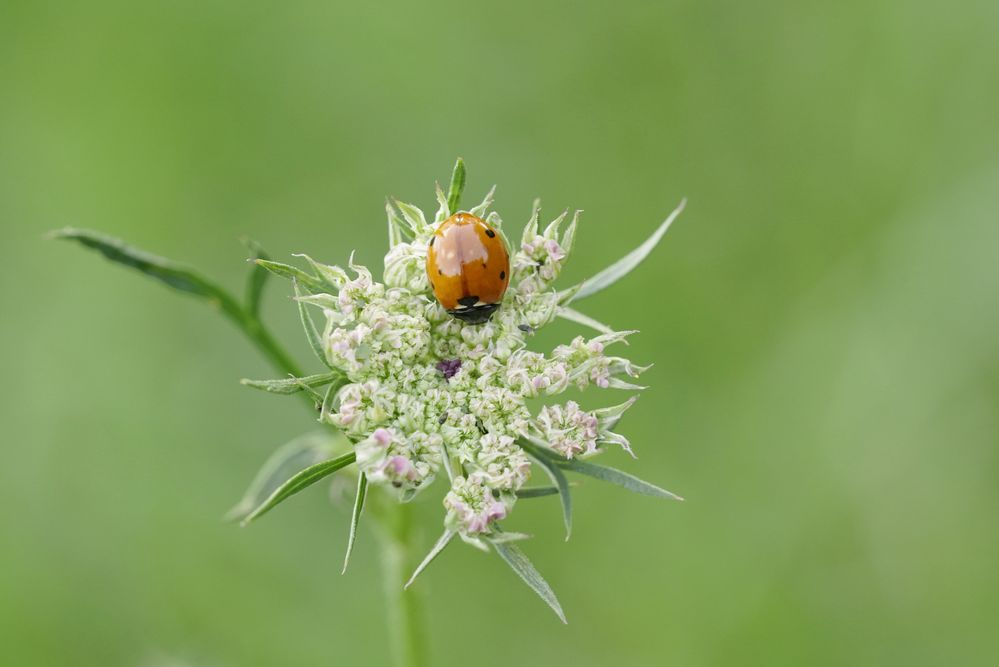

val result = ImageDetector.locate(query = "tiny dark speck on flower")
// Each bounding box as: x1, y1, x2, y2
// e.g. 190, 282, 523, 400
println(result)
436, 358, 462, 380
518, 323, 534, 333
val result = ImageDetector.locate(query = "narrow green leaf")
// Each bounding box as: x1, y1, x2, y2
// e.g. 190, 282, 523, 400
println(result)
254, 259, 329, 294
50, 227, 241, 312
521, 441, 573, 540
242, 238, 270, 318
491, 539, 567, 624
241, 451, 357, 525
569, 199, 686, 303
551, 453, 683, 501
294, 279, 331, 369
405, 529, 455, 589
515, 486, 562, 499
226, 431, 345, 522
240, 371, 341, 395
556, 306, 616, 336
446, 157, 466, 214
342, 473, 368, 574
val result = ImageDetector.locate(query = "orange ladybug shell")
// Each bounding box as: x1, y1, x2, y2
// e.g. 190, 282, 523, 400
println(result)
426, 213, 510, 323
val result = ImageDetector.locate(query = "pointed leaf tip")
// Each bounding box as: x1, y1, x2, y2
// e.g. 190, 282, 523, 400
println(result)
491, 539, 567, 624
405, 530, 455, 589
342, 473, 368, 574
570, 199, 686, 303
555, 456, 683, 501
240, 451, 357, 525
447, 157, 467, 214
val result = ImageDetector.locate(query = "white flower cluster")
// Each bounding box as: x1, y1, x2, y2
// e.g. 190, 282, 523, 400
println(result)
299, 187, 646, 545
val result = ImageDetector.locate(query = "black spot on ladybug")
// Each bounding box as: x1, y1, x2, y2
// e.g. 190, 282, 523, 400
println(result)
438, 269, 442, 275
499, 271, 505, 280
485, 228, 496, 238
458, 295, 479, 307
429, 236, 435, 246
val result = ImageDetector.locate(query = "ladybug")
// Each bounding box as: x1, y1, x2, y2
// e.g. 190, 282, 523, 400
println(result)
426, 213, 510, 324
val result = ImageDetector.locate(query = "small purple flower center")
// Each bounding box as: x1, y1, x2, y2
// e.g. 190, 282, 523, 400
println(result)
436, 358, 462, 380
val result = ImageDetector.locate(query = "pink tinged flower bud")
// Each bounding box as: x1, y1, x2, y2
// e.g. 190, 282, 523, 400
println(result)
544, 239, 566, 261
387, 455, 416, 479
372, 428, 392, 446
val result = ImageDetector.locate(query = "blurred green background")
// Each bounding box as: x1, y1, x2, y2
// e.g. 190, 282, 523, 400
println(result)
3, 0, 998, 665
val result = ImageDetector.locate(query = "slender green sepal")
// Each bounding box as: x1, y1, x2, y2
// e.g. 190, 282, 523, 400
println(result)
567, 198, 686, 303
468, 184, 496, 218
293, 254, 348, 288
404, 529, 455, 589
490, 538, 567, 624
542, 209, 568, 240
440, 442, 455, 482
385, 199, 404, 248
485, 210, 504, 229
241, 451, 357, 526
592, 396, 639, 431
242, 238, 270, 318
254, 259, 330, 294
342, 473, 368, 574
320, 379, 342, 423
434, 183, 449, 223
446, 157, 466, 214
240, 371, 341, 395
560, 210, 580, 257
606, 377, 648, 391
294, 279, 331, 369
394, 200, 428, 237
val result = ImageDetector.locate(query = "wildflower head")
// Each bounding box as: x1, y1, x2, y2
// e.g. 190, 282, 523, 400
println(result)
291, 170, 660, 545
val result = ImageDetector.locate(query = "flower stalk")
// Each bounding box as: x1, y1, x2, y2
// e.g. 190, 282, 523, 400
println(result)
376, 500, 428, 667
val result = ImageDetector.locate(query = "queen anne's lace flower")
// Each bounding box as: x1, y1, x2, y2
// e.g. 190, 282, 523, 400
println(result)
299, 184, 652, 545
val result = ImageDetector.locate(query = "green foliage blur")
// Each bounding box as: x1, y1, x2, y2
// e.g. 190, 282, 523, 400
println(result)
3, 0, 998, 664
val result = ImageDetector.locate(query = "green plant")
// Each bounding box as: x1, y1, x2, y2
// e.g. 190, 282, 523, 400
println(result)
51, 160, 684, 666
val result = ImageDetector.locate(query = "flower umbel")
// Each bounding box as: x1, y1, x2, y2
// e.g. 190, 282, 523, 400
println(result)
245, 160, 685, 620
51, 159, 684, 633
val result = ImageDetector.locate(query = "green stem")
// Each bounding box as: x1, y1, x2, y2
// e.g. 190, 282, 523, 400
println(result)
378, 501, 427, 667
